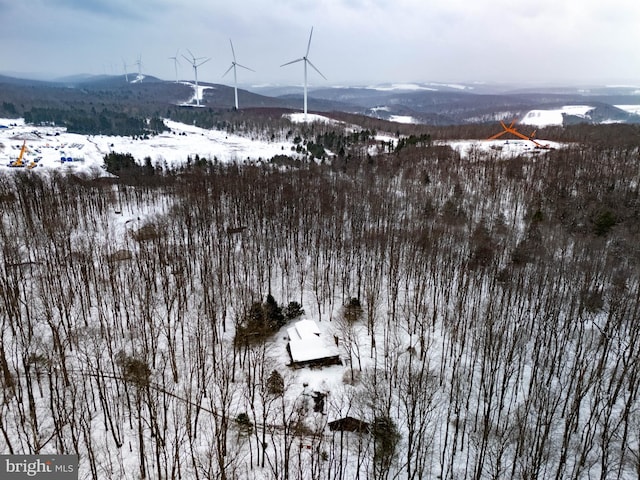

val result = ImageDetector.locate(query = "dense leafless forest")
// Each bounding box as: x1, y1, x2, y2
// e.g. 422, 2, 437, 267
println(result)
1, 131, 640, 479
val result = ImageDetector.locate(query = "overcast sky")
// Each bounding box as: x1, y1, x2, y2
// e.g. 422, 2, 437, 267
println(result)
1, 0, 638, 87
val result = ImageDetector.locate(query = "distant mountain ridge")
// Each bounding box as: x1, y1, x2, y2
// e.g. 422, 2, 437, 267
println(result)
1, 73, 639, 126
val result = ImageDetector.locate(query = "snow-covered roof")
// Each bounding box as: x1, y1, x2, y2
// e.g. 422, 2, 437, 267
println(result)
292, 319, 321, 339
288, 320, 338, 364
289, 337, 336, 363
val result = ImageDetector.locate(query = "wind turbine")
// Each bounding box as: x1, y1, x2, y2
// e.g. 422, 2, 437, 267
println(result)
281, 27, 326, 121
169, 50, 180, 83
135, 54, 143, 80
122, 58, 129, 82
183, 50, 210, 106
223, 39, 254, 110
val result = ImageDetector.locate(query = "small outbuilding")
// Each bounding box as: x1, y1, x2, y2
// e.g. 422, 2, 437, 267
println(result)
328, 416, 370, 433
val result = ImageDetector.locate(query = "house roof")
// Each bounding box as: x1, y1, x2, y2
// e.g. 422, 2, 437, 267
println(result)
287, 320, 339, 364
328, 416, 370, 432
288, 319, 321, 340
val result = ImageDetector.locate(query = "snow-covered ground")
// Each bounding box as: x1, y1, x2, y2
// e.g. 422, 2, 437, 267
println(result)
0, 114, 563, 176
0, 118, 297, 173
130, 74, 145, 84
520, 105, 594, 127
444, 138, 561, 158
1, 112, 636, 479
284, 112, 344, 125
615, 104, 640, 115
389, 115, 419, 124
369, 83, 437, 92
367, 82, 472, 91
178, 81, 214, 106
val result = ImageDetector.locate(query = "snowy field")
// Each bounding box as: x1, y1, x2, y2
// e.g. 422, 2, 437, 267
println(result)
616, 104, 640, 115
284, 112, 343, 125
0, 118, 298, 173
0, 114, 564, 176
444, 138, 562, 158
389, 115, 419, 124
520, 105, 594, 127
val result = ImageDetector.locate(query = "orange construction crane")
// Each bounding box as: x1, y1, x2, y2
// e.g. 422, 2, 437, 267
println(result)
488, 120, 551, 149
9, 140, 28, 167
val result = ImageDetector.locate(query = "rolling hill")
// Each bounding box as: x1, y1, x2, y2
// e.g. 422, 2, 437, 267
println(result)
1, 73, 640, 127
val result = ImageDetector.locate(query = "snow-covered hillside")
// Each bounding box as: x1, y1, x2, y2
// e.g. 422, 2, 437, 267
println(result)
520, 105, 595, 127
0, 118, 298, 173
1, 117, 639, 479
0, 115, 566, 175
616, 105, 640, 115
446, 138, 561, 158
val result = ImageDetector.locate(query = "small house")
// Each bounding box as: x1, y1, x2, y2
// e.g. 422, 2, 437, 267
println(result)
287, 320, 341, 368
328, 416, 370, 433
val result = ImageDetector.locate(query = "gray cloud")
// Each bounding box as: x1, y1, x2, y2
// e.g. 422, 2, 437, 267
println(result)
1, 0, 639, 86
45, 0, 169, 20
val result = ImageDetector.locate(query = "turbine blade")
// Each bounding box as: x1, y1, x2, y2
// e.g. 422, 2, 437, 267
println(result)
187, 49, 196, 61
281, 58, 304, 67
222, 64, 234, 78
229, 39, 236, 62
306, 27, 314, 57
236, 63, 255, 72
306, 58, 326, 80
195, 57, 211, 67
182, 54, 192, 64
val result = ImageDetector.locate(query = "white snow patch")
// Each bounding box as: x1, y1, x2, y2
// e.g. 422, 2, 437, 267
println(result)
0, 117, 25, 126
443, 139, 561, 159
520, 110, 564, 127
615, 105, 640, 115
178, 81, 214, 106
284, 113, 343, 125
389, 115, 419, 124
562, 105, 595, 116
605, 84, 640, 89
520, 105, 595, 127
370, 83, 437, 92
130, 74, 145, 84
429, 82, 471, 90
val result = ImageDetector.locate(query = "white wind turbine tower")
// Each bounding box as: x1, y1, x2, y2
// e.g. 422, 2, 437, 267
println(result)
169, 50, 180, 83
281, 27, 326, 121
135, 54, 143, 80
223, 39, 255, 110
183, 50, 210, 106
122, 58, 129, 82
